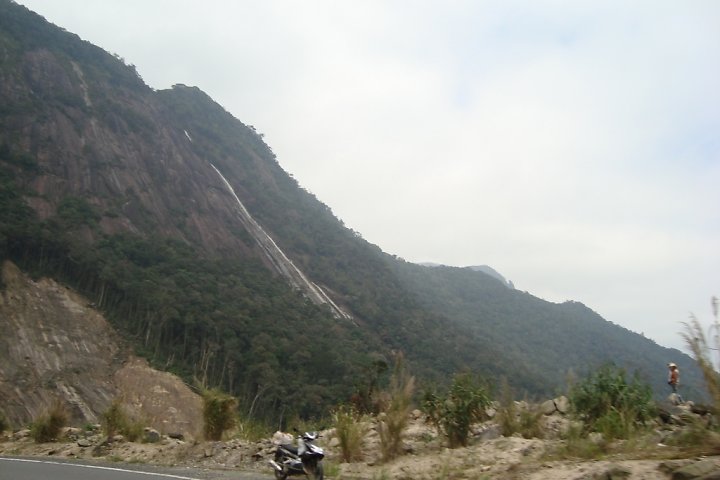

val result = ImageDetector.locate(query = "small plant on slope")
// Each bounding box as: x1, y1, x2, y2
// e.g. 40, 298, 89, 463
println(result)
202, 387, 237, 441
102, 400, 144, 442
377, 352, 415, 462
332, 405, 367, 463
30, 401, 68, 443
424, 372, 490, 448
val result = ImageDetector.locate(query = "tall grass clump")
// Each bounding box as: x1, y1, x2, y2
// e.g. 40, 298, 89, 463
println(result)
424, 372, 491, 448
377, 352, 415, 462
496, 379, 544, 439
102, 399, 144, 441
497, 379, 519, 436
558, 422, 607, 459
570, 364, 655, 440
0, 411, 8, 434
30, 401, 68, 443
681, 296, 720, 412
202, 388, 237, 441
235, 416, 270, 442
333, 405, 368, 463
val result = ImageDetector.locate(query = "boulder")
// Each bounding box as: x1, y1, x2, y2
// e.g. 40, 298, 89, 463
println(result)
62, 427, 82, 440
475, 424, 501, 442
143, 427, 161, 443
540, 400, 556, 416
12, 429, 30, 440
554, 395, 570, 414
272, 431, 293, 445
673, 459, 720, 479
575, 463, 631, 480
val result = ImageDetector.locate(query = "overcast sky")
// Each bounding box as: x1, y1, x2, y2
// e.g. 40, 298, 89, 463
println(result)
15, 0, 720, 352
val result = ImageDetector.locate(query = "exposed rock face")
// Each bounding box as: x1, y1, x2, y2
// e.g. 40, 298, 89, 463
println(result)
0, 260, 202, 437
0, 260, 121, 426
114, 358, 203, 440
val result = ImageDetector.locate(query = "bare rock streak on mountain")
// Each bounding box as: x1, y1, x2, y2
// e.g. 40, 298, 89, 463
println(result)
210, 164, 352, 321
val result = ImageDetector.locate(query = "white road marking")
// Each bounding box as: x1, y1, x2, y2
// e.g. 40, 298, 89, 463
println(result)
0, 457, 202, 479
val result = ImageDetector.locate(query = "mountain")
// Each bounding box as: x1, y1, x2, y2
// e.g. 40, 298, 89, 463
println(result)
0, 0, 704, 424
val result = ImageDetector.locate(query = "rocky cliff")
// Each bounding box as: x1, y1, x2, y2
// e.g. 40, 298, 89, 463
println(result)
0, 260, 202, 438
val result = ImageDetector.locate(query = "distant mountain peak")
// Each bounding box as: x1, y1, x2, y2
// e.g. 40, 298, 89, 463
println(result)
465, 265, 514, 289
418, 262, 514, 289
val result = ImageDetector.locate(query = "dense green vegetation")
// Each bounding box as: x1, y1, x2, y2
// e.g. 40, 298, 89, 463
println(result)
393, 262, 705, 399
570, 364, 655, 439
0, 176, 372, 421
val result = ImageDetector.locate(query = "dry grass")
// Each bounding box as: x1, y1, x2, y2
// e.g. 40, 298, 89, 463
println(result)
102, 399, 146, 442
30, 401, 68, 443
680, 297, 720, 412
201, 388, 237, 441
333, 405, 368, 463
378, 352, 415, 462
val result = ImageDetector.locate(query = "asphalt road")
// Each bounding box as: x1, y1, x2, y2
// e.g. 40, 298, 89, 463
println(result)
0, 457, 271, 480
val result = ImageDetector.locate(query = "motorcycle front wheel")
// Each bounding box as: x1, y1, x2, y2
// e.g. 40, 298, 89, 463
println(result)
304, 461, 323, 480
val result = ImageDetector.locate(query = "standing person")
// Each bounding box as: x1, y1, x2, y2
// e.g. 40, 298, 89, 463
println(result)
667, 363, 683, 404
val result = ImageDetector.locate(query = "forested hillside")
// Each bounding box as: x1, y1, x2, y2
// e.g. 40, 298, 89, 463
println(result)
0, 0, 703, 425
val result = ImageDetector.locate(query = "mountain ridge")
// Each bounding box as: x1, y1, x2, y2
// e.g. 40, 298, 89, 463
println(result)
0, 0, 705, 423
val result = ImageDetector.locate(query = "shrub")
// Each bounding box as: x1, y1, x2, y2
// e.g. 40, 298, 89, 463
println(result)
31, 402, 68, 443
202, 388, 237, 441
517, 407, 544, 439
102, 400, 144, 441
569, 364, 655, 440
497, 379, 519, 437
377, 352, 415, 462
424, 372, 491, 448
333, 405, 367, 463
103, 400, 126, 439
496, 379, 542, 439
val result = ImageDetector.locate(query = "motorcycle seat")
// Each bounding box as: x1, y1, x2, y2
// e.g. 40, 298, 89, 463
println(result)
280, 443, 298, 455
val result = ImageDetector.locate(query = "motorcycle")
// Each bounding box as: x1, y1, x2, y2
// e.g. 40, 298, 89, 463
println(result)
269, 430, 325, 480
